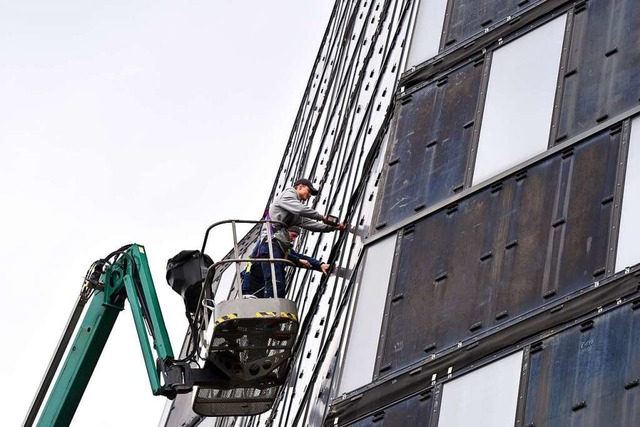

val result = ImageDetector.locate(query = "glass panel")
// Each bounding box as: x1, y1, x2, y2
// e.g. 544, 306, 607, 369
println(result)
338, 234, 397, 395
438, 351, 523, 427
472, 14, 567, 185
405, 0, 448, 69
616, 116, 640, 270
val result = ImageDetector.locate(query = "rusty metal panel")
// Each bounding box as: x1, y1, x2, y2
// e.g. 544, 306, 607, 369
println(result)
346, 391, 434, 427
441, 0, 543, 49
554, 0, 640, 141
377, 128, 621, 375
523, 303, 640, 426
545, 131, 620, 290
376, 62, 483, 229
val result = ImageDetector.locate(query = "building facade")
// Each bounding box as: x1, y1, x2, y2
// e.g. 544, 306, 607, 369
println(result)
161, 0, 640, 425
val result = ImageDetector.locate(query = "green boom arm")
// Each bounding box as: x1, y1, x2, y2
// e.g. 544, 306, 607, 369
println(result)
30, 244, 192, 427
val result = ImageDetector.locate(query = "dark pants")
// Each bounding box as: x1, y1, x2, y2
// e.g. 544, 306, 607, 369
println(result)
260, 241, 286, 298
241, 240, 287, 298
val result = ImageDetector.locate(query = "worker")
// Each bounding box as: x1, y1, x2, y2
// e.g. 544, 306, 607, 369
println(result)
256, 178, 346, 298
242, 226, 331, 298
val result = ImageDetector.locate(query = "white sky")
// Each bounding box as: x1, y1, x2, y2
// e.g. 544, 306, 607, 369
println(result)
0, 2, 333, 426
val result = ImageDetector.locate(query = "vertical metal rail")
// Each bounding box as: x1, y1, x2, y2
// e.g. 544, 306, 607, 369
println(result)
272, 1, 363, 422
265, 222, 279, 298
268, 0, 412, 423
231, 221, 244, 297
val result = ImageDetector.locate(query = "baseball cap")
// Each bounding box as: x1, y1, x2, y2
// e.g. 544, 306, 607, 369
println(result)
293, 178, 319, 196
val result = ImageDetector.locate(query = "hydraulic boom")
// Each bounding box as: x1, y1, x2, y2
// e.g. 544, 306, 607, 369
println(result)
24, 244, 207, 427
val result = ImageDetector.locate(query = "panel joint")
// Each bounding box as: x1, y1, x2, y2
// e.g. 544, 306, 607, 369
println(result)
625, 379, 639, 390
571, 400, 587, 411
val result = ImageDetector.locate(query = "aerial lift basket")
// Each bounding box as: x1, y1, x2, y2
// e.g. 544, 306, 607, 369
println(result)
190, 219, 300, 416
193, 298, 298, 416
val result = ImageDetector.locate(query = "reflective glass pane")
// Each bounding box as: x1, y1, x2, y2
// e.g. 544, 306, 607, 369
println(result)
438, 351, 523, 427
473, 15, 567, 185
338, 234, 397, 394
616, 116, 640, 270
405, 0, 448, 69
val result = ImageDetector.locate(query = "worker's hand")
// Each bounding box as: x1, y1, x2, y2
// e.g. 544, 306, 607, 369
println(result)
320, 263, 331, 275
336, 222, 347, 231
299, 259, 312, 268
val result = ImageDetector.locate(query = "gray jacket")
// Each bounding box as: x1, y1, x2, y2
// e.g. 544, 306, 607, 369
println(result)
266, 187, 335, 244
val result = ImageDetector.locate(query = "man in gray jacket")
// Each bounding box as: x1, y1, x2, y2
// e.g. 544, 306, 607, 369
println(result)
258, 178, 345, 298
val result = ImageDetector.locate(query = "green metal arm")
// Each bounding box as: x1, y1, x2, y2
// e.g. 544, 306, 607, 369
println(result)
33, 244, 182, 427
119, 245, 175, 394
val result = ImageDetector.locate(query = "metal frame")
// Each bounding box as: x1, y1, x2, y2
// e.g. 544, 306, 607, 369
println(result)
400, 0, 574, 91
200, 218, 292, 300
327, 263, 640, 424
367, 106, 640, 248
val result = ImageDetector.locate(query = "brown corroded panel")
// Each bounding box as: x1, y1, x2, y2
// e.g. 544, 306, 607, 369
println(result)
376, 62, 483, 228
524, 303, 640, 426
554, 0, 640, 141
346, 390, 434, 426
442, 0, 543, 49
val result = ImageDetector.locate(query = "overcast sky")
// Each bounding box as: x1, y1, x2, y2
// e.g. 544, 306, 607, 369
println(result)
0, 2, 333, 426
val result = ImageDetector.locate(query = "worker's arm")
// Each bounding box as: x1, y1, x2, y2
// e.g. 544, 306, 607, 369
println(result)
271, 188, 346, 232
273, 188, 324, 221
296, 216, 337, 232
288, 250, 330, 273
